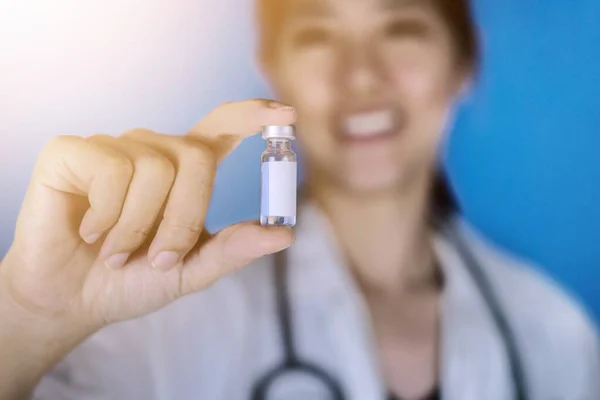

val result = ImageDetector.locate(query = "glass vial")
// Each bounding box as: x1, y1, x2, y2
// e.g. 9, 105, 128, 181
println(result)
260, 125, 297, 227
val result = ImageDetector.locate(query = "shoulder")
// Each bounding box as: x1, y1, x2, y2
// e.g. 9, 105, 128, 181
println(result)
456, 220, 595, 334
454, 220, 600, 396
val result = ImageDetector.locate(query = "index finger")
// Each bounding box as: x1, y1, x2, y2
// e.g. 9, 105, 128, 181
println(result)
187, 99, 297, 161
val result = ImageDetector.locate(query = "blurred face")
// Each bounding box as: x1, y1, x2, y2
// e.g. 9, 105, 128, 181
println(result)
264, 0, 469, 193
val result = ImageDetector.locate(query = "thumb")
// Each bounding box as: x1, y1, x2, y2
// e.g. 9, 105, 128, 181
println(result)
180, 221, 294, 294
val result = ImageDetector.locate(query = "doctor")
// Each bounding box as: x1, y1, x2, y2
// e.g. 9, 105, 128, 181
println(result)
1, 0, 599, 399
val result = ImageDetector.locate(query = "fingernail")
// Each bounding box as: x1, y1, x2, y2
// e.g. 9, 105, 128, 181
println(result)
105, 253, 130, 269
266, 246, 291, 255
268, 241, 293, 255
268, 101, 295, 112
152, 251, 180, 272
83, 233, 102, 244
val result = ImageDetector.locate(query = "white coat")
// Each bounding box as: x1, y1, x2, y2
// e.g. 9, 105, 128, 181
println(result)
34, 204, 600, 400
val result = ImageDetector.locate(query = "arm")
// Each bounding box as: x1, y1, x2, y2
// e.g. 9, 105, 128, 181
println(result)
0, 99, 295, 399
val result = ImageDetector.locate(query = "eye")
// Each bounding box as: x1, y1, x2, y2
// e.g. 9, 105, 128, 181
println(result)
291, 27, 332, 49
384, 19, 431, 40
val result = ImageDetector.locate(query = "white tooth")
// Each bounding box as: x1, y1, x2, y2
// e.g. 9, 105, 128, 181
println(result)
345, 110, 393, 137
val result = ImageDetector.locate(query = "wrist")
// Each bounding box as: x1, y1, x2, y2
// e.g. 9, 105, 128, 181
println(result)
0, 284, 93, 355
0, 289, 92, 399
0, 258, 95, 399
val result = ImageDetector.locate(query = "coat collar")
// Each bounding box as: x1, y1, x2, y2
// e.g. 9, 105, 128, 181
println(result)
285, 202, 514, 399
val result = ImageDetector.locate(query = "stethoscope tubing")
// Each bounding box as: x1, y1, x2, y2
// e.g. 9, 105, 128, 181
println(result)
251, 219, 528, 400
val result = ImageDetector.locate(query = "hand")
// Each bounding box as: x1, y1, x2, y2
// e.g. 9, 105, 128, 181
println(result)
1, 99, 296, 332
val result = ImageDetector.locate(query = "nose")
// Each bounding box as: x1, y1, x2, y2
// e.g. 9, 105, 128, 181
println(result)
337, 39, 386, 99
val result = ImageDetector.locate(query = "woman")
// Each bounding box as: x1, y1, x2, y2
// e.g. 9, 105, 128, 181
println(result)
0, 0, 598, 399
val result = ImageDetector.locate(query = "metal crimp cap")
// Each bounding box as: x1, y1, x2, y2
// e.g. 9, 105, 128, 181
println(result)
262, 125, 296, 140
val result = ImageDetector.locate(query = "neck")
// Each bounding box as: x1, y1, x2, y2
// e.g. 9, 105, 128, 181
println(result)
308, 176, 438, 301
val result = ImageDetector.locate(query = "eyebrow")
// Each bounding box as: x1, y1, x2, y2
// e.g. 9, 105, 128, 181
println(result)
287, 0, 334, 18
381, 0, 429, 11
287, 0, 428, 20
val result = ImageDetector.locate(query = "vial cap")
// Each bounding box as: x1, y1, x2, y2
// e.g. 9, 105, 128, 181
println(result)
262, 125, 296, 140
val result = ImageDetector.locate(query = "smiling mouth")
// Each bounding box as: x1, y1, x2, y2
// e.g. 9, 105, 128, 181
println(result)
338, 108, 404, 144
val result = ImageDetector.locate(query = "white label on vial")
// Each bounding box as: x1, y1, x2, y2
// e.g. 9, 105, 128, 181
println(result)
261, 161, 297, 217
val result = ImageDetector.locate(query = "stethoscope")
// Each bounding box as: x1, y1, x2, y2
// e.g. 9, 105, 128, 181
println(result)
251, 219, 529, 400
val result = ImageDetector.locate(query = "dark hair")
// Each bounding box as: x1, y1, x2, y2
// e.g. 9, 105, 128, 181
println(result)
256, 0, 479, 219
